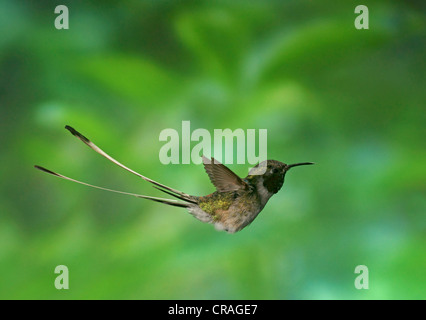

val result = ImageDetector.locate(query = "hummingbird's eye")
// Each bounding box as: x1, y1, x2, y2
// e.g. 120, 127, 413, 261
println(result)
272, 168, 278, 174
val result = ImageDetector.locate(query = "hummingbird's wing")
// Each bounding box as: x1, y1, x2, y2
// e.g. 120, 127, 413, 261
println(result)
34, 165, 190, 208
63, 125, 195, 203
202, 156, 248, 192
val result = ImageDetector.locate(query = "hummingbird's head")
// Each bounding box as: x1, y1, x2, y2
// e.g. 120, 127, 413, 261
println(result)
249, 160, 314, 194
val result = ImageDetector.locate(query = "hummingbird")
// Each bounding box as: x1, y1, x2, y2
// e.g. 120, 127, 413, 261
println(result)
35, 126, 314, 233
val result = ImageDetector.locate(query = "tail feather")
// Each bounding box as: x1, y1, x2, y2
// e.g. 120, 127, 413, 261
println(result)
153, 186, 197, 204
34, 165, 191, 208
35, 126, 197, 209
64, 125, 192, 200
147, 197, 190, 208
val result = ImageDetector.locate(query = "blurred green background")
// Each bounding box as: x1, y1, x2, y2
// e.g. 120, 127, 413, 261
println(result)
0, 0, 424, 299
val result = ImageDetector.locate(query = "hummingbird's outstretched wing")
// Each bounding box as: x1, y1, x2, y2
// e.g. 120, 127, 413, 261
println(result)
63, 125, 196, 204
202, 156, 248, 192
34, 165, 190, 208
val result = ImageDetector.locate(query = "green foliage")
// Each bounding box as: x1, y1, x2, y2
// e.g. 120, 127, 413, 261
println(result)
0, 0, 424, 299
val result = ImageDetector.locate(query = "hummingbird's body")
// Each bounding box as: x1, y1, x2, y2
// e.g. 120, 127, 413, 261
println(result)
190, 173, 275, 232
35, 126, 313, 233
191, 186, 261, 233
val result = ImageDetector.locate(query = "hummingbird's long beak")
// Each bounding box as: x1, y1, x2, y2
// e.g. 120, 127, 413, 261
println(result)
286, 162, 315, 169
